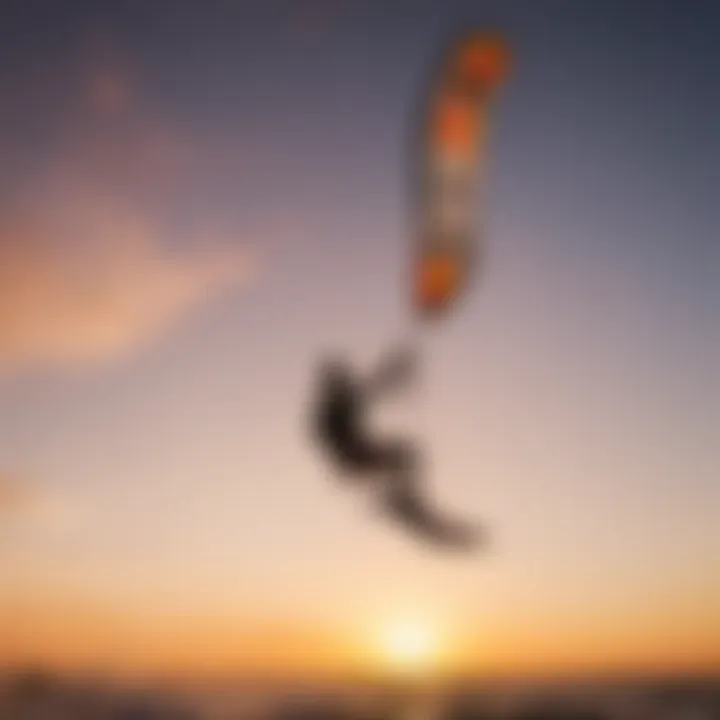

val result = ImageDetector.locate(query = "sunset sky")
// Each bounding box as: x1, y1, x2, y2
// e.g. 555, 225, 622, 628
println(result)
0, 0, 718, 679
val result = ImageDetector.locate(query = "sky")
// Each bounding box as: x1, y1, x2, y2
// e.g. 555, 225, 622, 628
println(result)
0, 0, 718, 680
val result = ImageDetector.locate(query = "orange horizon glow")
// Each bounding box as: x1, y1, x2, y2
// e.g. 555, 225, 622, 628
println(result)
1, 597, 718, 682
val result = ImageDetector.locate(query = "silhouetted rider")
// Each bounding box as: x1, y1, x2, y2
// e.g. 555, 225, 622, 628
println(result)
312, 347, 483, 551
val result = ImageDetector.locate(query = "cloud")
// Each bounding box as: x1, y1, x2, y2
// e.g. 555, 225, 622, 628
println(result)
0, 63, 256, 374
86, 69, 133, 116
0, 200, 253, 371
0, 475, 89, 535
0, 475, 36, 515
0, 474, 72, 526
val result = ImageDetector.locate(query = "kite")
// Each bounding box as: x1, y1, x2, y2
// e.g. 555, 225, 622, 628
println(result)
413, 31, 511, 318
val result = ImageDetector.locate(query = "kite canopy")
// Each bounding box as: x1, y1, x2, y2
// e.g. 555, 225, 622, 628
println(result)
455, 32, 512, 91
413, 32, 511, 319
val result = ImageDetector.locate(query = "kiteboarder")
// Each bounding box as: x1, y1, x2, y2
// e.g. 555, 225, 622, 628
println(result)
311, 347, 483, 551
309, 30, 510, 553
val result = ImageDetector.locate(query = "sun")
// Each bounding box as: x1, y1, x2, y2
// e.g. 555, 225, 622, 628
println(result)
379, 617, 438, 672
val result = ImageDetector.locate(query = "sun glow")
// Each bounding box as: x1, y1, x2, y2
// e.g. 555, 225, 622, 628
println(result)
379, 616, 438, 672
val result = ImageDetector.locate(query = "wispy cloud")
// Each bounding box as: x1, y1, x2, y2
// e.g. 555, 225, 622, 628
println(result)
0, 474, 36, 515
0, 200, 254, 371
0, 474, 82, 528
0, 61, 256, 374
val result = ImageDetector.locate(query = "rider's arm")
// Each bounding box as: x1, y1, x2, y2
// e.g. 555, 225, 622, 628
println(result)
365, 346, 417, 401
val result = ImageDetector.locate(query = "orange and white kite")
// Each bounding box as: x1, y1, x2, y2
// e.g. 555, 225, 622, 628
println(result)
413, 31, 512, 318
